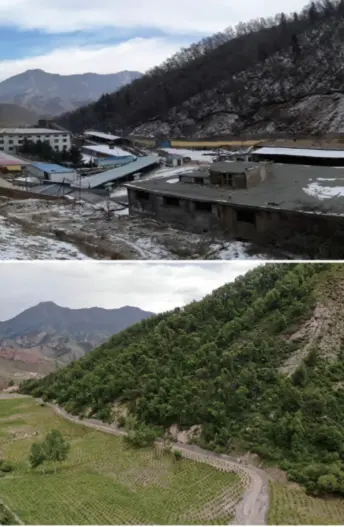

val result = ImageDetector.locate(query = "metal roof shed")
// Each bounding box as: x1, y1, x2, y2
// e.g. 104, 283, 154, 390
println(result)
27, 162, 78, 184
73, 155, 159, 189
252, 146, 344, 166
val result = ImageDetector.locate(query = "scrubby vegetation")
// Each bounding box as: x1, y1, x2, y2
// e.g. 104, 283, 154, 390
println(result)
29, 429, 70, 472
57, 0, 344, 135
0, 504, 18, 525
21, 263, 344, 497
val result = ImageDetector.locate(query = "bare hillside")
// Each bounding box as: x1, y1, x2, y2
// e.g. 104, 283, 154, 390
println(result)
58, 1, 344, 136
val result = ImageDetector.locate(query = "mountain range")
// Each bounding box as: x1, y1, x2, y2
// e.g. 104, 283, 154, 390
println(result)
0, 301, 153, 387
56, 1, 344, 136
0, 69, 142, 119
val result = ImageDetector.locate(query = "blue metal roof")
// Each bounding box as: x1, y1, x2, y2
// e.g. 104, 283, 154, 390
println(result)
76, 155, 159, 189
31, 162, 75, 173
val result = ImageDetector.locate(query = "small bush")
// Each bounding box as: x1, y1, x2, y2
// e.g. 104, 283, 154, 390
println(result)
0, 461, 13, 473
117, 415, 126, 428
173, 450, 183, 461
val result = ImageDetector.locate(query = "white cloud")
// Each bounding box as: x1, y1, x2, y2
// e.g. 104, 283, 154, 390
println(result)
0, 38, 183, 81
0, 0, 309, 35
0, 0, 310, 80
0, 261, 260, 320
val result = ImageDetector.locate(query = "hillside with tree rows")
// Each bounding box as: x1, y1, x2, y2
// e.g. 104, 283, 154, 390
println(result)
57, 0, 344, 136
21, 263, 344, 497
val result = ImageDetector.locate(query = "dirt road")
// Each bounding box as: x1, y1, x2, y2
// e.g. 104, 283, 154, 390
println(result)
0, 393, 270, 524
45, 400, 270, 525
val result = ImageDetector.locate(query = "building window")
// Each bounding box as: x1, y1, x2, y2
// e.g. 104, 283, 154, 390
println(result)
8, 140, 13, 144
236, 209, 256, 225
163, 196, 180, 207
223, 173, 233, 186
8, 147, 13, 151
136, 190, 149, 200
195, 201, 212, 212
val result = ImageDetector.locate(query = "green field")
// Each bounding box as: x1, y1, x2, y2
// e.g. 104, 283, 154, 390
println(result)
0, 398, 243, 525
268, 482, 344, 525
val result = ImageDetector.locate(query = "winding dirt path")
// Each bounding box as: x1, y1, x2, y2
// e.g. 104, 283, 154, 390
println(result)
0, 394, 270, 524
46, 401, 270, 525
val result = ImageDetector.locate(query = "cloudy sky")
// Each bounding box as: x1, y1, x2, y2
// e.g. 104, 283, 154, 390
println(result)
0, 0, 307, 81
0, 261, 260, 320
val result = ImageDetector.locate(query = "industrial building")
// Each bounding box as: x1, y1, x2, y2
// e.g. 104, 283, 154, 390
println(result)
84, 131, 131, 147
73, 155, 160, 190
126, 162, 344, 241
26, 162, 78, 184
0, 128, 71, 154
251, 146, 344, 166
82, 143, 135, 162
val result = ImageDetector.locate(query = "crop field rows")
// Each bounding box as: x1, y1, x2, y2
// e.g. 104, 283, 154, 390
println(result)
268, 483, 344, 525
0, 398, 245, 525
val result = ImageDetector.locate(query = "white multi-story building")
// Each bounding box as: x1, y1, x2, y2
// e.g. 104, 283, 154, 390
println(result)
0, 128, 72, 154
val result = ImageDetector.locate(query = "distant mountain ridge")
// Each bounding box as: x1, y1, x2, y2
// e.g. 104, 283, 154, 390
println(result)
0, 301, 154, 383
0, 69, 142, 117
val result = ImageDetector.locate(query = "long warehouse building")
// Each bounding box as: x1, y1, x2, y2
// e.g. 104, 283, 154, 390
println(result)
73, 155, 160, 189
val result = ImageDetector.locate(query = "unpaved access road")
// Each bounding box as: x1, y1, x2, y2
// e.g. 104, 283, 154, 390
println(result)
46, 400, 270, 525
0, 393, 270, 524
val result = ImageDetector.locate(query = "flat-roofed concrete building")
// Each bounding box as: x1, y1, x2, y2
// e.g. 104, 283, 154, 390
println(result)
126, 162, 344, 241
209, 161, 274, 188
0, 128, 71, 154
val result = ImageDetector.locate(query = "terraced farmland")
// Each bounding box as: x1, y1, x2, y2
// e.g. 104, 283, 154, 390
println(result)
0, 398, 244, 525
268, 483, 344, 525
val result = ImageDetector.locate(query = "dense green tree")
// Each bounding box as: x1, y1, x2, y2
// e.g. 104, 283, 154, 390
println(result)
20, 263, 344, 496
29, 430, 70, 472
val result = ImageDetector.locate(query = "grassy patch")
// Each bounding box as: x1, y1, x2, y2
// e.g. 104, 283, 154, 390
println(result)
268, 482, 344, 525
0, 398, 243, 525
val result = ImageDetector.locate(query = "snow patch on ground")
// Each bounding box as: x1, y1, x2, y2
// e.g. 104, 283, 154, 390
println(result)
208, 241, 270, 260
0, 214, 90, 260
304, 182, 344, 199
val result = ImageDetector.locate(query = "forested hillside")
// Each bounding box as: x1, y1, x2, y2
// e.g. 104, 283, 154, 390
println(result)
57, 0, 344, 136
21, 263, 344, 496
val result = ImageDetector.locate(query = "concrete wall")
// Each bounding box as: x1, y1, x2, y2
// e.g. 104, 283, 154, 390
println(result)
128, 186, 344, 243
0, 186, 63, 201
219, 207, 279, 239
48, 171, 78, 184
179, 174, 210, 184
128, 187, 275, 238
128, 188, 222, 234
27, 165, 77, 184
209, 163, 273, 189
